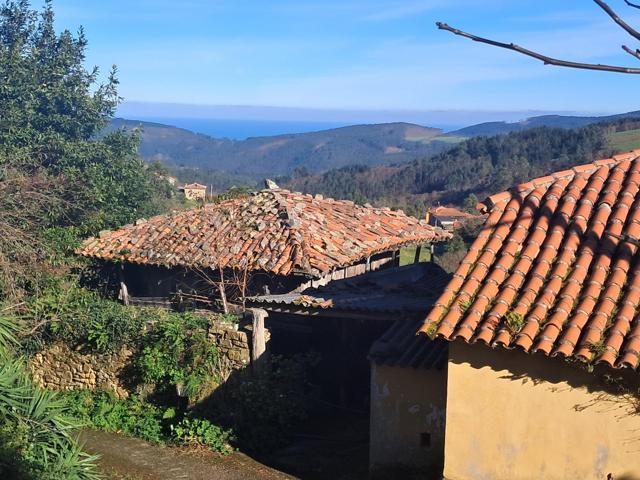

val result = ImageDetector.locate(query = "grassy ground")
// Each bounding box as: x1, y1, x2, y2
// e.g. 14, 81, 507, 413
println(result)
399, 246, 431, 266
609, 128, 640, 152
428, 135, 467, 144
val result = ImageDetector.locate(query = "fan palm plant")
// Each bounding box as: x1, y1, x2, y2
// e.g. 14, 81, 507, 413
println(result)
0, 313, 101, 479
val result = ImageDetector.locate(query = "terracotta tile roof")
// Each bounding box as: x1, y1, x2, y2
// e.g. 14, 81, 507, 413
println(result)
78, 188, 450, 278
182, 183, 206, 189
420, 149, 640, 371
428, 206, 480, 219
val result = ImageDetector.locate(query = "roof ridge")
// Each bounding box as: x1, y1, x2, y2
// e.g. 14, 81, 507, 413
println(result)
268, 189, 302, 229
482, 149, 640, 210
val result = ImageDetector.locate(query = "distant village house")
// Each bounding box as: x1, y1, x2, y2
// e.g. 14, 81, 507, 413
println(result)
426, 205, 481, 231
179, 182, 207, 201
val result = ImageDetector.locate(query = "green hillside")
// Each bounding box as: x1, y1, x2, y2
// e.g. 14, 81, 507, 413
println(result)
107, 119, 453, 178
609, 128, 640, 152
281, 124, 614, 217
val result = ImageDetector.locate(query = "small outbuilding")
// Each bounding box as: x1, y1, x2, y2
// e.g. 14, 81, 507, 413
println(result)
370, 150, 640, 480
77, 186, 450, 310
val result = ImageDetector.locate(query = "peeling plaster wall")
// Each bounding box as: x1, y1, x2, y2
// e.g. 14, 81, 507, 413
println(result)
369, 363, 447, 478
444, 341, 640, 480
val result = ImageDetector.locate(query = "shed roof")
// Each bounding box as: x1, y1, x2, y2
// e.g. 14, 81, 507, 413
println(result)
249, 261, 450, 316
78, 188, 450, 278
370, 319, 448, 369
420, 149, 640, 372
428, 206, 480, 219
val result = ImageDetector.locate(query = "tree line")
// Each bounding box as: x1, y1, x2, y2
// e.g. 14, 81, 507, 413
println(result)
281, 122, 625, 216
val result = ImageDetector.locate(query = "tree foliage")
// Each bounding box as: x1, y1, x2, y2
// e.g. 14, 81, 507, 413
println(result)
0, 0, 176, 298
284, 124, 614, 214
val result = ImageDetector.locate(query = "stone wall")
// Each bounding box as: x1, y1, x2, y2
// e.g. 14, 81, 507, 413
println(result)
208, 320, 270, 379
29, 343, 133, 399
29, 320, 265, 398
208, 322, 251, 379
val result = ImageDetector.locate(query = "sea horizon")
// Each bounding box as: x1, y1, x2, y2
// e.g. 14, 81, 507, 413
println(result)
124, 116, 466, 140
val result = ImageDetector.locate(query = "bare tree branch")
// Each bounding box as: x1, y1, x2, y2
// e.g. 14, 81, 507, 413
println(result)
625, 0, 640, 11
622, 44, 640, 60
593, 0, 640, 41
436, 22, 640, 74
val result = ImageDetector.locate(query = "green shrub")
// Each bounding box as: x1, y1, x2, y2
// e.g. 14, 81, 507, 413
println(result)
63, 390, 166, 444
171, 416, 233, 454
62, 390, 233, 454
137, 312, 220, 400
21, 281, 154, 353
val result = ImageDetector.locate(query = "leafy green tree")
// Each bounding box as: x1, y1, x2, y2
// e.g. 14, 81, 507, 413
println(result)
0, 0, 176, 298
0, 0, 172, 235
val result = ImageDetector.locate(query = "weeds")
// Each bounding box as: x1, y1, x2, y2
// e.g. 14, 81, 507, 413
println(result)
505, 311, 525, 334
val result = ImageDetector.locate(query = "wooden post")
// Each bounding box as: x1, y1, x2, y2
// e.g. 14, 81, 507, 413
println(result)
249, 308, 268, 372
218, 266, 229, 314
413, 244, 423, 264
118, 265, 130, 306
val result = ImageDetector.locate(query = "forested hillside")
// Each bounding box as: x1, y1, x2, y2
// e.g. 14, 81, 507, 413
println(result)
281, 124, 616, 216
447, 110, 640, 137
108, 119, 453, 178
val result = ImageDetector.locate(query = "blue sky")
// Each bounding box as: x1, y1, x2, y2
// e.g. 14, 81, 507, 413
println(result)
47, 0, 640, 121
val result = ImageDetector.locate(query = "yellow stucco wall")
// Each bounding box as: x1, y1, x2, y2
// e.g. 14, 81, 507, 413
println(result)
369, 363, 447, 478
444, 341, 640, 480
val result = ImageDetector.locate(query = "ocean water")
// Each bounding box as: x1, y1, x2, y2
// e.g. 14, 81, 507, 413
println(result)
133, 117, 354, 140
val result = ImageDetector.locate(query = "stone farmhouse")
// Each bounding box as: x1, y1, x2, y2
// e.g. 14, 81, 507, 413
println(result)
369, 150, 640, 480
179, 182, 207, 201
426, 205, 482, 231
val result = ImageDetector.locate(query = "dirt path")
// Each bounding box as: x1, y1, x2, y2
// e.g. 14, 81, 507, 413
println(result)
80, 430, 294, 480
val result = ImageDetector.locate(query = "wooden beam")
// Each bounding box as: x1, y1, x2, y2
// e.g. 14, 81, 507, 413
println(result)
118, 265, 130, 306
248, 308, 269, 373
413, 245, 422, 264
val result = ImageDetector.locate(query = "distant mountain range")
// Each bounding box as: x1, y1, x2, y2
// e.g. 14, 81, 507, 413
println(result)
448, 111, 640, 137
107, 119, 451, 178
106, 110, 640, 182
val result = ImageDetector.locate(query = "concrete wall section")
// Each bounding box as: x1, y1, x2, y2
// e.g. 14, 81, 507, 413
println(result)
444, 341, 640, 480
369, 363, 447, 478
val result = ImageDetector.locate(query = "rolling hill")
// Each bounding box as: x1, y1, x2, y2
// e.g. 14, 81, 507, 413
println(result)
280, 123, 623, 217
447, 110, 640, 137
107, 119, 452, 178
105, 110, 640, 192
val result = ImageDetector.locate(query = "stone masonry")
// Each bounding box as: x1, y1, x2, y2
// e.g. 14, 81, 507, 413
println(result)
29, 342, 133, 399
29, 320, 266, 397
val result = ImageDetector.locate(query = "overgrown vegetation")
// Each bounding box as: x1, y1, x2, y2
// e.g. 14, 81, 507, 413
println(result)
137, 312, 221, 401
0, 1, 185, 475
0, 316, 100, 479
61, 390, 233, 454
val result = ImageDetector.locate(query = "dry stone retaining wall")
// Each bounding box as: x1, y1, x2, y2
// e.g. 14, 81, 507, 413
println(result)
29, 342, 133, 399
29, 320, 263, 397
